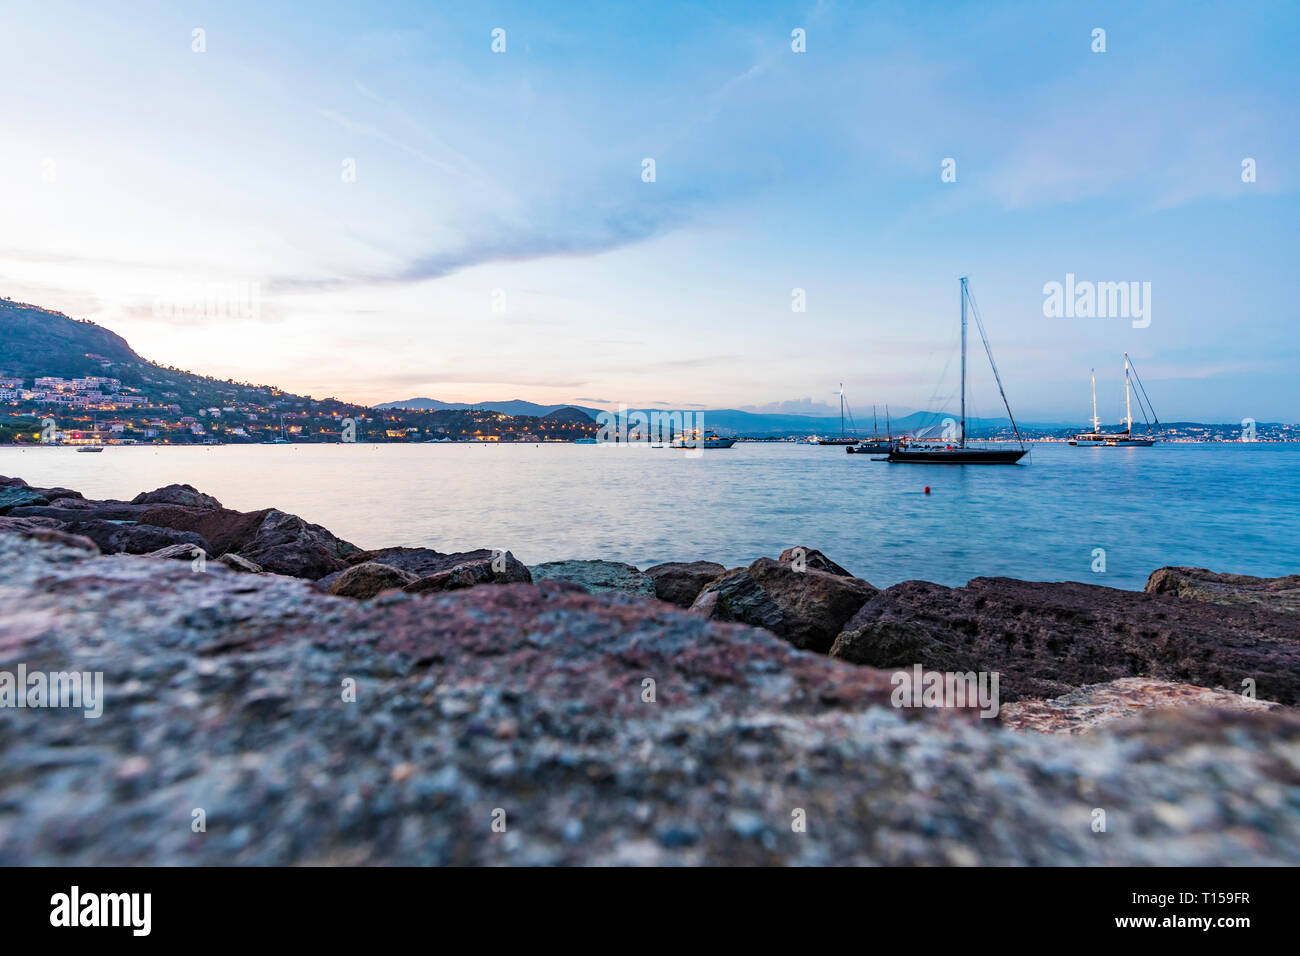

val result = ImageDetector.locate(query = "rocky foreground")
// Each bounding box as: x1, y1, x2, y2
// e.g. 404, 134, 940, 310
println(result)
1, 475, 1298, 865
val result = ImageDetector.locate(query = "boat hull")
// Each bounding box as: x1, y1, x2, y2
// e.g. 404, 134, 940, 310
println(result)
847, 441, 892, 454
887, 448, 1027, 464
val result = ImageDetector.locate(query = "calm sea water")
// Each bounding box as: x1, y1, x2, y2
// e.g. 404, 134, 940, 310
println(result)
2, 442, 1296, 590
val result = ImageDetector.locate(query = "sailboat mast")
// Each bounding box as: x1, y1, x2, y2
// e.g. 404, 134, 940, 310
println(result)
839, 384, 845, 438
1090, 368, 1099, 432
873, 405, 879, 440
1124, 353, 1133, 434
959, 277, 967, 448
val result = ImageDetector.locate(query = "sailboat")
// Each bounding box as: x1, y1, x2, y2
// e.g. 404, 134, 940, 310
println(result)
815, 385, 858, 446
1068, 369, 1108, 445
886, 278, 1028, 464
1067, 354, 1159, 446
846, 405, 892, 454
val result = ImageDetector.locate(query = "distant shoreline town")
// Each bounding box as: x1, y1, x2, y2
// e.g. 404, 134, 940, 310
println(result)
1, 297, 1296, 446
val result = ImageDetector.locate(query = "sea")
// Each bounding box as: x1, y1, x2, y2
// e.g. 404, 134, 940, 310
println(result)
2, 441, 1296, 590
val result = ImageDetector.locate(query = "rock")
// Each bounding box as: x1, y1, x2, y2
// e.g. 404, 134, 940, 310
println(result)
0, 485, 49, 513
217, 553, 263, 574
8, 501, 153, 522
1146, 566, 1300, 615
1000, 677, 1280, 735
1, 531, 1298, 866
131, 483, 222, 509
328, 562, 419, 598
0, 516, 99, 554
692, 557, 877, 653
145, 542, 208, 561
403, 551, 532, 593
643, 561, 726, 607
830, 577, 1300, 704
238, 509, 360, 580
530, 559, 656, 596
60, 520, 211, 557
690, 566, 786, 634
779, 546, 853, 577
136, 505, 271, 556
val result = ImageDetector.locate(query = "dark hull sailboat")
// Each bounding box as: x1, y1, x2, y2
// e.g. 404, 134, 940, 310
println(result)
887, 445, 1025, 464
887, 277, 1028, 465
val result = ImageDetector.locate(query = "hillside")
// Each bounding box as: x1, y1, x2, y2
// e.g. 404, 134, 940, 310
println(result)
0, 298, 142, 378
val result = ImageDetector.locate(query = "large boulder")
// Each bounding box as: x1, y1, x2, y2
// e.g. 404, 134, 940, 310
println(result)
137, 505, 271, 555
643, 561, 726, 607
692, 557, 877, 653
60, 520, 211, 556
328, 561, 419, 598
403, 551, 532, 594
131, 483, 222, 509
0, 485, 49, 514
830, 577, 1300, 704
1146, 566, 1300, 615
238, 509, 360, 580
999, 677, 1280, 735
530, 559, 655, 597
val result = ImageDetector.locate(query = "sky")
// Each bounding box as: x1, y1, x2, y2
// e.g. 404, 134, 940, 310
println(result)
1, 0, 1297, 422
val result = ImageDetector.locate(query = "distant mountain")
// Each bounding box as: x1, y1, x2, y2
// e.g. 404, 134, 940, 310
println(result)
372, 397, 1077, 436
376, 397, 604, 420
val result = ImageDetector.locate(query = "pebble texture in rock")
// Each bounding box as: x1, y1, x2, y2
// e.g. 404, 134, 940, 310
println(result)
1, 534, 1298, 865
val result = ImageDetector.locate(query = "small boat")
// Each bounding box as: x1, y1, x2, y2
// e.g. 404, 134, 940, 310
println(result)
847, 405, 893, 453
671, 429, 736, 449
887, 278, 1027, 465
573, 437, 598, 444
75, 444, 104, 453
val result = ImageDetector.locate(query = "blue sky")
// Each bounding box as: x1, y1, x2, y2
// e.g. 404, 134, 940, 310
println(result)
1, 0, 1297, 421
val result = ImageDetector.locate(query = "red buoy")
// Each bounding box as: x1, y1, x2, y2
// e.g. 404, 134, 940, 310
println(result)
923, 486, 931, 495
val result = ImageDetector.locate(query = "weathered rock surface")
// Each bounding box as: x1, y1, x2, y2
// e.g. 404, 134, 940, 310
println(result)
1000, 677, 1280, 735
830, 577, 1300, 704
328, 561, 420, 598
0, 515, 98, 553
217, 553, 263, 574
0, 484, 50, 513
137, 505, 271, 556
59, 519, 211, 556
1146, 566, 1300, 615
643, 561, 726, 607
238, 509, 360, 579
1, 533, 1297, 866
779, 546, 853, 577
131, 483, 223, 509
693, 557, 877, 653
531, 559, 656, 596
146, 542, 208, 561
403, 551, 532, 593
141, 503, 359, 579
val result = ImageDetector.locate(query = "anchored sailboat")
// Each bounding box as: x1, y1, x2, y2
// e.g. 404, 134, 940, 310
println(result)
887, 278, 1027, 465
846, 405, 892, 454
1068, 354, 1159, 446
816, 385, 858, 446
